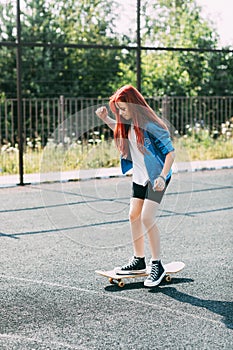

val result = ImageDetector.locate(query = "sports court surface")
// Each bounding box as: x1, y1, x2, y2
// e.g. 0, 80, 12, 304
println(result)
1, 169, 232, 349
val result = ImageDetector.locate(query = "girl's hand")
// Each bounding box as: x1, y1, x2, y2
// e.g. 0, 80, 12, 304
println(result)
95, 106, 108, 121
153, 176, 166, 192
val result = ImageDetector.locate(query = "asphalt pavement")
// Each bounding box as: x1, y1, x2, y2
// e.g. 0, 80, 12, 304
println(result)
0, 168, 233, 349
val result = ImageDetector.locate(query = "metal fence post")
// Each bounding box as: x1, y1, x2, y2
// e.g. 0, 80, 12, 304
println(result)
162, 95, 170, 124
59, 95, 65, 145
136, 0, 141, 92
16, 0, 24, 185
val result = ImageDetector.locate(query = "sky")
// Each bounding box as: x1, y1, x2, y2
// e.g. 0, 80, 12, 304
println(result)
117, 0, 233, 47
196, 0, 233, 46
0, 0, 232, 47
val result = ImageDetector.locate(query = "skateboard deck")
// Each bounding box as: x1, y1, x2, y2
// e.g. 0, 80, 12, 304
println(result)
96, 261, 185, 288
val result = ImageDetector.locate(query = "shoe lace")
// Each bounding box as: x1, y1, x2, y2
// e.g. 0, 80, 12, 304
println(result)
150, 263, 159, 279
123, 257, 139, 269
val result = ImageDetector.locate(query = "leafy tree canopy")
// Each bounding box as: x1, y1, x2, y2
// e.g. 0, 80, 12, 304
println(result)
0, 0, 124, 98
138, 0, 232, 96
0, 0, 232, 98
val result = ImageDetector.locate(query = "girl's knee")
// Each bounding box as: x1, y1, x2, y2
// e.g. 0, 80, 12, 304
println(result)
129, 208, 141, 222
141, 211, 156, 229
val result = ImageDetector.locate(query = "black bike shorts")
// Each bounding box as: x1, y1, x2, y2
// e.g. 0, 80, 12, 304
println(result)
132, 178, 170, 204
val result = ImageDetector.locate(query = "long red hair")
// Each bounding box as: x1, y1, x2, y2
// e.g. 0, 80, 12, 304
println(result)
109, 85, 168, 156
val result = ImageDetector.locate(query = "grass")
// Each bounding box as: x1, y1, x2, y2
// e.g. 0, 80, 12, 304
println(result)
0, 134, 232, 175
174, 133, 233, 162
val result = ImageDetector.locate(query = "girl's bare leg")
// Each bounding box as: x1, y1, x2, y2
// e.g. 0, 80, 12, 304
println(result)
141, 199, 160, 260
129, 197, 145, 257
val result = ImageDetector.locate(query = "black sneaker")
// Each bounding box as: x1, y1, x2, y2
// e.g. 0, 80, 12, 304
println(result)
115, 256, 146, 275
144, 260, 166, 287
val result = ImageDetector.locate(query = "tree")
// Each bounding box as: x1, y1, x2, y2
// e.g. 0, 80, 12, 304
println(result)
0, 0, 232, 99
202, 50, 233, 96
0, 1, 17, 98
139, 0, 229, 96
0, 0, 124, 98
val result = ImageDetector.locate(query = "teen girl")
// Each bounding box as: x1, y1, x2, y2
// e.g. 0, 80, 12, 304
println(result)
95, 85, 175, 287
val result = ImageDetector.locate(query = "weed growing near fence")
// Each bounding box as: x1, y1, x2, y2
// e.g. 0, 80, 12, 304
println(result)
0, 121, 232, 175
175, 119, 233, 161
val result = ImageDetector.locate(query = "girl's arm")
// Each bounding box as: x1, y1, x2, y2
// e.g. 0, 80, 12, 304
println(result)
153, 151, 175, 191
160, 151, 175, 178
95, 106, 116, 131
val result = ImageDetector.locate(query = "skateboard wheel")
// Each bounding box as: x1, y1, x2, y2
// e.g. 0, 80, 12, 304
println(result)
118, 281, 125, 288
109, 278, 114, 284
165, 275, 172, 282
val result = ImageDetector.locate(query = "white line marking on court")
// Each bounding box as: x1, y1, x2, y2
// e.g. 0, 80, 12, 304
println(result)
0, 333, 80, 349
1, 274, 225, 328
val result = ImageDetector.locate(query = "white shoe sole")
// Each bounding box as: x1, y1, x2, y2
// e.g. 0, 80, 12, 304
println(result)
114, 267, 147, 275
144, 271, 166, 287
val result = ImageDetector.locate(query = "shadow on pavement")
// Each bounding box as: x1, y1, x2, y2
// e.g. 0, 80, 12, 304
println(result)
104, 277, 193, 293
149, 286, 233, 330
104, 279, 232, 330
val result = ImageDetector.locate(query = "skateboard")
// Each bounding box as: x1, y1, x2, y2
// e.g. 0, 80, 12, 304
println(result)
96, 261, 185, 288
